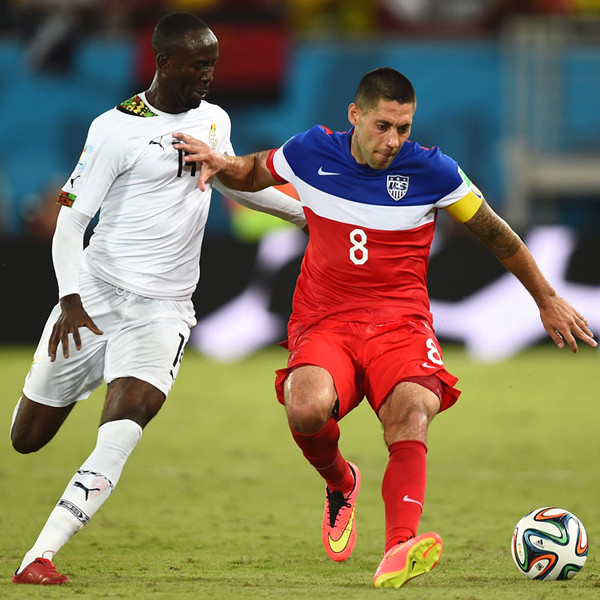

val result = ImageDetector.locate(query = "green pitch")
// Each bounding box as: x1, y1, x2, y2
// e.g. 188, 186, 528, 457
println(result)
0, 344, 597, 599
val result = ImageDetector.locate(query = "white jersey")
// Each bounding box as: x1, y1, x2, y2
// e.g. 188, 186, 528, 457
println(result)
59, 92, 233, 300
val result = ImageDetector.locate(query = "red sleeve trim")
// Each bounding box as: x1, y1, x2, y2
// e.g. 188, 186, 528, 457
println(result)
266, 148, 288, 183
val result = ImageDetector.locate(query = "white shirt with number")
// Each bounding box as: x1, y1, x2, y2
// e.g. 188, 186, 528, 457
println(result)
58, 92, 233, 301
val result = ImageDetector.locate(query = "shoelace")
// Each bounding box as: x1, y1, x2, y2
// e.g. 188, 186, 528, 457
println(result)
34, 558, 58, 571
326, 489, 351, 527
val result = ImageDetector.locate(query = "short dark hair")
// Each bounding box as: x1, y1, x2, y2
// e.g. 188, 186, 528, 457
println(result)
354, 68, 416, 111
152, 12, 210, 56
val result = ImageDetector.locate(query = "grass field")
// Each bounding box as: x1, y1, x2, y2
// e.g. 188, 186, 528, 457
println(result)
0, 344, 598, 599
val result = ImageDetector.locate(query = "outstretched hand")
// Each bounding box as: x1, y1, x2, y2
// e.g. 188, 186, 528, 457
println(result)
172, 132, 226, 191
539, 295, 596, 353
48, 294, 103, 361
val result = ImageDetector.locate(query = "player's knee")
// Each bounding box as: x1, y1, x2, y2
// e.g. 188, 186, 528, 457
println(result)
283, 366, 337, 432
10, 429, 42, 454
386, 408, 429, 438
285, 389, 334, 433
103, 377, 166, 428
379, 395, 433, 445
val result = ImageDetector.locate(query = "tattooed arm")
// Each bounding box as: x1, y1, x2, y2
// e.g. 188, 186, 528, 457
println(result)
462, 200, 596, 352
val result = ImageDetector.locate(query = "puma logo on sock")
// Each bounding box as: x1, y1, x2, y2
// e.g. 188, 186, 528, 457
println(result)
74, 481, 101, 501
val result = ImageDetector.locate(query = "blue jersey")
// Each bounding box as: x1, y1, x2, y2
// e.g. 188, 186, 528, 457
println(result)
268, 125, 473, 326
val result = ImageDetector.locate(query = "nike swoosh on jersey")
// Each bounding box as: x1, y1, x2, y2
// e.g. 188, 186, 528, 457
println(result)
421, 362, 439, 369
318, 166, 341, 176
327, 509, 355, 553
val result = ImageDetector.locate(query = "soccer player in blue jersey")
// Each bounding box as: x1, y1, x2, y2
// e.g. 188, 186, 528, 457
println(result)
173, 67, 596, 587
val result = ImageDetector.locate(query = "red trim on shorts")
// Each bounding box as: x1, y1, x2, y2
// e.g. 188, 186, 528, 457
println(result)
377, 372, 460, 416
400, 375, 444, 401
266, 149, 288, 183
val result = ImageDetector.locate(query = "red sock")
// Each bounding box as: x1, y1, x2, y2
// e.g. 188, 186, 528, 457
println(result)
382, 440, 427, 553
290, 419, 353, 493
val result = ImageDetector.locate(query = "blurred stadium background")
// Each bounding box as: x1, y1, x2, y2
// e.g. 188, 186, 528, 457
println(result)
1, 0, 599, 360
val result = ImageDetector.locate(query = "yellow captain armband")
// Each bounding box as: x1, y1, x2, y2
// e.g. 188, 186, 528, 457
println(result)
444, 190, 483, 223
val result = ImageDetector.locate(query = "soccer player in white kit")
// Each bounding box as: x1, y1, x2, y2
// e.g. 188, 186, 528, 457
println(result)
10, 13, 306, 585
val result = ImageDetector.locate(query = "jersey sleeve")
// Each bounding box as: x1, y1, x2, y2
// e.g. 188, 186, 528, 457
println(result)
52, 207, 91, 298
58, 114, 132, 217
268, 129, 312, 184
266, 148, 289, 183
441, 164, 484, 222
430, 149, 484, 221
215, 108, 235, 157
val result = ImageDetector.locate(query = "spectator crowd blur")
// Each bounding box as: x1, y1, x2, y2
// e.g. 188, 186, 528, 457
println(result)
1, 0, 599, 239
2, 1, 600, 41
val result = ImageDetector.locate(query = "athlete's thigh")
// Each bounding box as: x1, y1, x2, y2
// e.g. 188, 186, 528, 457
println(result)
104, 296, 195, 397
275, 321, 364, 420
10, 395, 75, 453
364, 319, 460, 414
378, 380, 441, 445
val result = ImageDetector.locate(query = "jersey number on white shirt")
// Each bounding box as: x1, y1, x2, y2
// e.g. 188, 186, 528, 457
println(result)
176, 148, 197, 178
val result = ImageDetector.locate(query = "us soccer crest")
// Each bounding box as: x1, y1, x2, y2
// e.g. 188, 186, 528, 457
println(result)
387, 175, 410, 201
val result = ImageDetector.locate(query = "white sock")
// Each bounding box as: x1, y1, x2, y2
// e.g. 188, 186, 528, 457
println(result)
17, 419, 142, 573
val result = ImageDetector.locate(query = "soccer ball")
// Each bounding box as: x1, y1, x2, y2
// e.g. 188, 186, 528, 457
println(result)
511, 507, 588, 580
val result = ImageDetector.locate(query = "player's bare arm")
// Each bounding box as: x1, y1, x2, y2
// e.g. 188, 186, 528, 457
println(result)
172, 132, 278, 192
463, 200, 596, 352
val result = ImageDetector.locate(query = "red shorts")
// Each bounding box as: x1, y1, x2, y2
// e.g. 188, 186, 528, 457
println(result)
275, 318, 460, 420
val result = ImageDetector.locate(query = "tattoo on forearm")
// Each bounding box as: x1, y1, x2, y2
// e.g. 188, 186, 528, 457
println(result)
466, 202, 523, 260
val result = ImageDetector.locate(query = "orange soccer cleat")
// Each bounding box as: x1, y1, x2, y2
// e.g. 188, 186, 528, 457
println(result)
374, 532, 443, 588
322, 462, 361, 562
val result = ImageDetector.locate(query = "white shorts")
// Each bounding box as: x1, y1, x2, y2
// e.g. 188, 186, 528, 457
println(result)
23, 272, 197, 407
